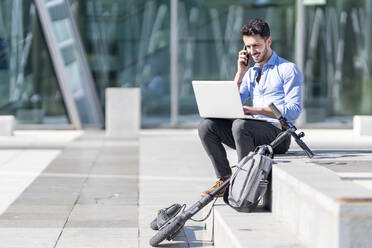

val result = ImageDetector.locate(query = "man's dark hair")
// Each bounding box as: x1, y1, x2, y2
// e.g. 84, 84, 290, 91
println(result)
240, 19, 270, 39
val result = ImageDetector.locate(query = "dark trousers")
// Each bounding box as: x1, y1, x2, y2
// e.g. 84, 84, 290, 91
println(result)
198, 118, 291, 178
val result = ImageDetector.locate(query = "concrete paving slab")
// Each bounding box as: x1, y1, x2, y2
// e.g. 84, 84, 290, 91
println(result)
47, 156, 97, 163
24, 176, 86, 188
44, 162, 95, 174
55, 228, 137, 248
78, 193, 138, 206
0, 217, 67, 229
95, 157, 138, 165
14, 192, 79, 206
89, 164, 139, 176
100, 145, 139, 152
81, 177, 139, 191
0, 228, 61, 248
0, 130, 140, 248
0, 204, 72, 228
65, 204, 138, 228
0, 150, 62, 215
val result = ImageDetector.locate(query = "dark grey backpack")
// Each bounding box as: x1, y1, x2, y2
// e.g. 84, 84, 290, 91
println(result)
223, 147, 273, 212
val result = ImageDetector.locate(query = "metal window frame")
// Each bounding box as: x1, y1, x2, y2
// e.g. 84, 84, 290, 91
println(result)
34, 0, 81, 129
296, 0, 306, 125
34, 0, 104, 129
170, 0, 179, 126
64, 0, 104, 127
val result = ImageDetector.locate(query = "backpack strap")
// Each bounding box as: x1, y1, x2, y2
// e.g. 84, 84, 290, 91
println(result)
254, 145, 274, 158
222, 184, 230, 206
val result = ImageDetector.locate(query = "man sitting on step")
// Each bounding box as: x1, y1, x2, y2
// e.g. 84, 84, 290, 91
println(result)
198, 18, 303, 197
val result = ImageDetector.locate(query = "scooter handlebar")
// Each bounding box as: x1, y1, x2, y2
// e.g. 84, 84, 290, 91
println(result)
269, 102, 314, 159
268, 102, 283, 119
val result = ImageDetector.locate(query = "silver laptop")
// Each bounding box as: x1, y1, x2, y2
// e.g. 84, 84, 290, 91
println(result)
192, 80, 266, 121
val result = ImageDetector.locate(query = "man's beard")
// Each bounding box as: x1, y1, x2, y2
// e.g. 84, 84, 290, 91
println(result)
254, 43, 269, 64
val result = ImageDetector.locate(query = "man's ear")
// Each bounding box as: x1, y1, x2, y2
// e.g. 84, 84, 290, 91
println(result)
266, 36, 272, 46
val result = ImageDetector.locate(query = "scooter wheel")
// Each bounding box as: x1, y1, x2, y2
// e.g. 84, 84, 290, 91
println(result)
150, 204, 182, 230
149, 219, 183, 247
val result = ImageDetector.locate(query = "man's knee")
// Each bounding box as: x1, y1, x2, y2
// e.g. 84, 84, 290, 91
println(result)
231, 119, 247, 138
198, 119, 216, 139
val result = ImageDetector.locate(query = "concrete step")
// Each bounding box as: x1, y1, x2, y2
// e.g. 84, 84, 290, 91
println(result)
204, 150, 372, 248
204, 201, 307, 248
273, 154, 372, 248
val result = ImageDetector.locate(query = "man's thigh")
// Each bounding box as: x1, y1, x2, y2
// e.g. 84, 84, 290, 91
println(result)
199, 118, 235, 149
232, 119, 288, 151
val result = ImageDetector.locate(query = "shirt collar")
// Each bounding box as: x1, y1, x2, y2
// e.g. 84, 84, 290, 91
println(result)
253, 51, 277, 70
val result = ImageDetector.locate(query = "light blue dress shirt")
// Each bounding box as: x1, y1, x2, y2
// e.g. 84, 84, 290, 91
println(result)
239, 51, 303, 124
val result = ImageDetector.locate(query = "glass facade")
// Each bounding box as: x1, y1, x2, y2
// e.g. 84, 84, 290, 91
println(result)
302, 0, 372, 124
71, 0, 171, 126
176, 0, 296, 124
43, 0, 103, 126
71, 0, 297, 127
0, 0, 69, 125
1, 0, 372, 128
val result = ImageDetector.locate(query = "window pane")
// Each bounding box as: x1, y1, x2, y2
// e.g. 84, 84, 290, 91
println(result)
45, 0, 102, 125
177, 0, 296, 124
71, 0, 171, 127
0, 0, 69, 125
303, 0, 372, 123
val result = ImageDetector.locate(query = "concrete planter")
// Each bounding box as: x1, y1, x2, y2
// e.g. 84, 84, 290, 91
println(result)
105, 88, 141, 139
353, 115, 372, 136
0, 115, 14, 136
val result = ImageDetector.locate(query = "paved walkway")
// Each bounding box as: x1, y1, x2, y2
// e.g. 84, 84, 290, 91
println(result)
0, 131, 139, 248
0, 129, 371, 247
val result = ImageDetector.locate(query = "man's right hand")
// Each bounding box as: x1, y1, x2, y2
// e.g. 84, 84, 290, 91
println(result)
238, 49, 250, 72
234, 49, 250, 87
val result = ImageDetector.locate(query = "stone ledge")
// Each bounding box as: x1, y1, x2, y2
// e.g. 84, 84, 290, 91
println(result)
204, 201, 306, 248
273, 160, 372, 248
202, 151, 372, 248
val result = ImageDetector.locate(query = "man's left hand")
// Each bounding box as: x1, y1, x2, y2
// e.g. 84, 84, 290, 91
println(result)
243, 106, 257, 115
243, 106, 277, 119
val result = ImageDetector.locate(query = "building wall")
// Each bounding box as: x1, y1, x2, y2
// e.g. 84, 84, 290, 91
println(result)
1, 0, 371, 128
71, 0, 298, 127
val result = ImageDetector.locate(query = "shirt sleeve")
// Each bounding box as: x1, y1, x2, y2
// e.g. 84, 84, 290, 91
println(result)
239, 71, 250, 104
281, 63, 303, 121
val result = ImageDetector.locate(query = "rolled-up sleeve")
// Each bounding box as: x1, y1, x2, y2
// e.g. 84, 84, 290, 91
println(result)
281, 64, 302, 121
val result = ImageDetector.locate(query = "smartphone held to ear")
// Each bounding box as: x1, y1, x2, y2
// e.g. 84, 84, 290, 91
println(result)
243, 45, 249, 66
